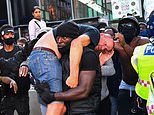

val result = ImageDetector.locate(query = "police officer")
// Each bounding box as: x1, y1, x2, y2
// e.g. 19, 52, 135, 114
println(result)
131, 37, 154, 115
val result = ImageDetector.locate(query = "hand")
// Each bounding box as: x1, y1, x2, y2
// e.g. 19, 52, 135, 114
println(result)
115, 33, 126, 47
99, 50, 114, 66
10, 80, 18, 94
19, 66, 29, 77
66, 76, 78, 88
40, 91, 55, 104
114, 41, 123, 50
22, 39, 38, 57
34, 82, 55, 104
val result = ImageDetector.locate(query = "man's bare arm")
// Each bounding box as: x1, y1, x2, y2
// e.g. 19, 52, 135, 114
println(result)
55, 70, 96, 101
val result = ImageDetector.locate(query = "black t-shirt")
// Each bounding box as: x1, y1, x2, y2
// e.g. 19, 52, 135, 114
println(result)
0, 45, 21, 75
0, 45, 21, 59
78, 24, 100, 49
61, 47, 99, 88
61, 47, 101, 114
80, 47, 98, 70
0, 45, 30, 95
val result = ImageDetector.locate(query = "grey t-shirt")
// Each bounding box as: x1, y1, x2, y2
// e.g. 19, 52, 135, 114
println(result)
100, 58, 115, 100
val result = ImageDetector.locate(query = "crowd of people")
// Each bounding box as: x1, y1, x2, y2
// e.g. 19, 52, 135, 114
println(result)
0, 5, 154, 115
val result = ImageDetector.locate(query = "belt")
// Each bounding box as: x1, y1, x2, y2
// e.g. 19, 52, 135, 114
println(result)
33, 47, 56, 56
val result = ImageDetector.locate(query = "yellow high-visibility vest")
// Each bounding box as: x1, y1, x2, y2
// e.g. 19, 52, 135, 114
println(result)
146, 72, 154, 115
131, 43, 154, 100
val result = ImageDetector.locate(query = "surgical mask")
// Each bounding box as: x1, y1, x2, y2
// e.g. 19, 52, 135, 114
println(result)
3, 37, 15, 45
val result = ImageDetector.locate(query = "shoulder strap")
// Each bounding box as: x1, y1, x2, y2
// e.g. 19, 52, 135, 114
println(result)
34, 21, 41, 29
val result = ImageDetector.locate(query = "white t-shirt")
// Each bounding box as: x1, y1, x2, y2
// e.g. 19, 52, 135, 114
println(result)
28, 18, 46, 40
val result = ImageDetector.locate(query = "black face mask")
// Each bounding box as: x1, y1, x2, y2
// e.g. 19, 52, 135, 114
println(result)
119, 23, 137, 44
121, 29, 136, 44
3, 37, 15, 45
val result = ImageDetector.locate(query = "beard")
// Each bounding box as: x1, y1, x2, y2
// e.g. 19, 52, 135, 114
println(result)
58, 42, 71, 55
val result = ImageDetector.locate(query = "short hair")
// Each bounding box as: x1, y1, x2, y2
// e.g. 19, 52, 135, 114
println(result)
17, 37, 28, 43
105, 26, 118, 34
96, 22, 107, 32
32, 6, 41, 13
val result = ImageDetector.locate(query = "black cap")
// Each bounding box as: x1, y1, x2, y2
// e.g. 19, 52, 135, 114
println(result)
0, 24, 14, 36
56, 21, 80, 39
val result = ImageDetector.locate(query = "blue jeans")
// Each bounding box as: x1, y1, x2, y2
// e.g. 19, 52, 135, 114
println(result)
109, 96, 118, 115
40, 102, 97, 115
28, 49, 62, 93
40, 104, 47, 115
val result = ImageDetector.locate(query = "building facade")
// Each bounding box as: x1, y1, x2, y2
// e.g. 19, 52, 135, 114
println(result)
0, 0, 145, 26
0, 0, 73, 26
0, 0, 145, 39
